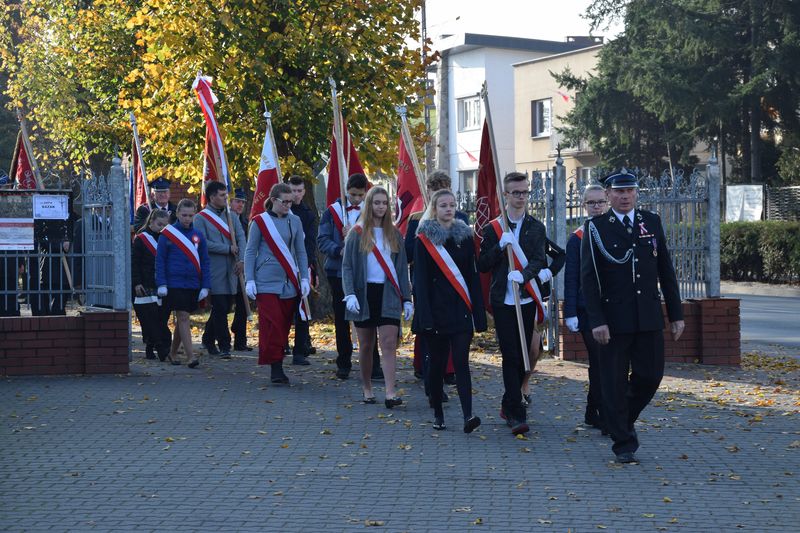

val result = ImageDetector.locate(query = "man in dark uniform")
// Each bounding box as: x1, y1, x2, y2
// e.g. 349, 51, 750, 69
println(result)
133, 177, 177, 232
580, 170, 684, 464
287, 175, 317, 365
229, 187, 252, 351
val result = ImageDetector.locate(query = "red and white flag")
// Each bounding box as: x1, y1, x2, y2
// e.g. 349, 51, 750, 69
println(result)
193, 74, 229, 205
250, 122, 280, 220
474, 119, 501, 314
9, 131, 37, 190
394, 135, 425, 237
326, 117, 364, 206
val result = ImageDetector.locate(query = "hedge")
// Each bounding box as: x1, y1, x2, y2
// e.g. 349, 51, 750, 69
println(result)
721, 221, 800, 283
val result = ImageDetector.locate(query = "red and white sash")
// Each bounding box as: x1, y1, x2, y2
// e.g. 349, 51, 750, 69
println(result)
489, 218, 546, 323
254, 213, 311, 321
198, 208, 232, 241
137, 232, 158, 257
354, 225, 401, 298
328, 201, 360, 239
573, 227, 584, 240
417, 233, 471, 311
162, 224, 202, 278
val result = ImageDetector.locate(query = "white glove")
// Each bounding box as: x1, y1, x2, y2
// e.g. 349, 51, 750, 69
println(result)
246, 280, 257, 300
300, 279, 310, 298
344, 294, 360, 313
198, 288, 209, 301
157, 286, 168, 297
565, 316, 579, 332
507, 270, 524, 284
403, 301, 414, 321
498, 231, 514, 249
537, 268, 553, 284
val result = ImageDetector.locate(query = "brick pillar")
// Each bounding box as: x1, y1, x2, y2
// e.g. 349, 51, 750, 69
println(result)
82, 311, 130, 374
692, 298, 741, 366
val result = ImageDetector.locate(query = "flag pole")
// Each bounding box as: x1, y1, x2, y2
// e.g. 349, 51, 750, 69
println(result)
480, 82, 530, 373
395, 105, 429, 205
129, 112, 152, 206
264, 107, 312, 320
329, 77, 349, 227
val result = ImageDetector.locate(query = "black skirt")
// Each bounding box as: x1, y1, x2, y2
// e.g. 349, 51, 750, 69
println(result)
165, 288, 200, 313
353, 283, 401, 329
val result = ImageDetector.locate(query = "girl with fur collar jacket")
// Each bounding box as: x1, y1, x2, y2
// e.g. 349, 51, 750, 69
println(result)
411, 190, 487, 433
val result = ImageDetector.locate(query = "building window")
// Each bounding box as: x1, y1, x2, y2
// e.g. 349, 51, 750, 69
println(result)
457, 96, 481, 132
459, 169, 477, 192
531, 98, 552, 137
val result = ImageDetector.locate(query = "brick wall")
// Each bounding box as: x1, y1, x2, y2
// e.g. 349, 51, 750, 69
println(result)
559, 298, 740, 366
0, 311, 130, 376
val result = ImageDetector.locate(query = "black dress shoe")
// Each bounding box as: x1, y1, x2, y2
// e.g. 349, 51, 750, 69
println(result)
336, 367, 350, 380
145, 345, 156, 360
433, 416, 446, 430
463, 416, 481, 434
187, 358, 200, 369
444, 373, 456, 385
167, 354, 181, 366
384, 397, 403, 409
292, 355, 310, 366
510, 419, 529, 435
219, 348, 232, 359
615, 452, 639, 464
308, 346, 317, 355
203, 343, 220, 356
234, 343, 253, 352
362, 396, 376, 404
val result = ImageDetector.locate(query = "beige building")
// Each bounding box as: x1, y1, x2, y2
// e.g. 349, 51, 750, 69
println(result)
513, 44, 602, 182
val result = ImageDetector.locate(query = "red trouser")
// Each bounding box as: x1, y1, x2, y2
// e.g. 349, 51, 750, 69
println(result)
256, 294, 297, 365
413, 335, 455, 374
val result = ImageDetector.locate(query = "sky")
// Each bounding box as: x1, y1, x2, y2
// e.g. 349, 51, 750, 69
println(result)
422, 0, 623, 46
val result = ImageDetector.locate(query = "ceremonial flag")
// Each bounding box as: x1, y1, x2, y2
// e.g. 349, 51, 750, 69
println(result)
250, 121, 280, 220
9, 131, 37, 190
474, 119, 501, 314
129, 123, 148, 224
193, 74, 229, 205
394, 135, 425, 236
326, 118, 364, 206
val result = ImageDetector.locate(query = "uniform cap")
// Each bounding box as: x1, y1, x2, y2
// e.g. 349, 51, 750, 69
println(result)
233, 187, 247, 201
148, 177, 172, 191
601, 168, 638, 189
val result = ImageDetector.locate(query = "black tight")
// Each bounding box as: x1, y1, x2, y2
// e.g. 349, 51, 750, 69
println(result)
425, 331, 474, 420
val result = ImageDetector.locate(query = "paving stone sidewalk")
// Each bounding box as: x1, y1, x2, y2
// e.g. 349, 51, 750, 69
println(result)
2, 329, 799, 532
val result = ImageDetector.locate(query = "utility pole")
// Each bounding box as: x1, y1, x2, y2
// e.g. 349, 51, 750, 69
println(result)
421, 0, 434, 172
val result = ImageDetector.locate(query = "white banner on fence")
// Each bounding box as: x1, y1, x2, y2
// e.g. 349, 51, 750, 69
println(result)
726, 185, 763, 222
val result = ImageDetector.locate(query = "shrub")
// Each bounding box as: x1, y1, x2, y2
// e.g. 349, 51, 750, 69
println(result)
721, 221, 800, 283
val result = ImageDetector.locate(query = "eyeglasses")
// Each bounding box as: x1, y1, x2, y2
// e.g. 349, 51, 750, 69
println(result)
274, 198, 293, 206
505, 190, 529, 198
585, 200, 607, 207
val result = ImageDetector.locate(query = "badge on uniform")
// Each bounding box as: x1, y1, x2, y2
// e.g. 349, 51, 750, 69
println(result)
651, 237, 658, 257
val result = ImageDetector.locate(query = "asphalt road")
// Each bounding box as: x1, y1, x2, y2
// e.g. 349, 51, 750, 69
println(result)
722, 289, 800, 356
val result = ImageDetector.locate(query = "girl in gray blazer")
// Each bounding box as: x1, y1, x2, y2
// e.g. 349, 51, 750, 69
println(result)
244, 183, 310, 384
342, 186, 412, 408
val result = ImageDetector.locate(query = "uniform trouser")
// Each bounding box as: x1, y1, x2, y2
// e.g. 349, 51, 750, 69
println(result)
414, 335, 455, 376
494, 302, 536, 422
292, 309, 311, 356
231, 287, 248, 346
203, 294, 233, 350
30, 247, 66, 316
134, 302, 172, 356
256, 294, 297, 365
599, 330, 664, 455
580, 328, 604, 426
328, 274, 380, 371
425, 331, 474, 420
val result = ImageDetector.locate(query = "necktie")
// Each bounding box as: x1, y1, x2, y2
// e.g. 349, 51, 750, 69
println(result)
623, 215, 632, 234
346, 205, 360, 212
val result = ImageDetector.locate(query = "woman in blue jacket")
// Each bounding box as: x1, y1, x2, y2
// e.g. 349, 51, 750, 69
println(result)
156, 199, 211, 368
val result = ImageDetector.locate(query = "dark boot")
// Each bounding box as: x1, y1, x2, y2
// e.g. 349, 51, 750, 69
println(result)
270, 362, 289, 384
145, 345, 156, 360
